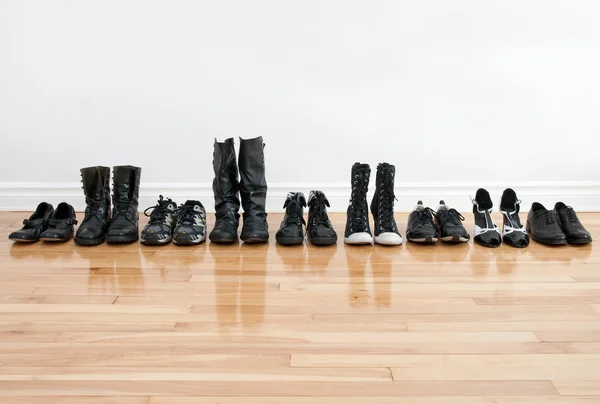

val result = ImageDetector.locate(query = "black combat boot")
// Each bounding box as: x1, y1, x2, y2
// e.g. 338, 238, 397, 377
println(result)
75, 166, 111, 246
106, 165, 141, 243
275, 192, 306, 246
209, 138, 241, 243
238, 136, 269, 243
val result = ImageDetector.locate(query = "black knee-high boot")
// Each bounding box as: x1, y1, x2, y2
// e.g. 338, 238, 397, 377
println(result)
238, 136, 269, 243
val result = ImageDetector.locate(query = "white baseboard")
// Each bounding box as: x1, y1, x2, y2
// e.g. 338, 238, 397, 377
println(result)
1, 181, 599, 212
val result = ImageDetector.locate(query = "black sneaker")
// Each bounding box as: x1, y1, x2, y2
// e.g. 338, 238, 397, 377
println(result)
472, 188, 502, 248
553, 202, 592, 244
172, 200, 207, 245
500, 189, 529, 248
435, 200, 470, 243
344, 162, 373, 245
406, 201, 438, 243
370, 163, 402, 245
140, 196, 177, 245
275, 192, 306, 246
307, 190, 337, 246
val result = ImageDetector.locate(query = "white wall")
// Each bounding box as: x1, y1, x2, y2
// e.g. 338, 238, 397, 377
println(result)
1, 0, 599, 211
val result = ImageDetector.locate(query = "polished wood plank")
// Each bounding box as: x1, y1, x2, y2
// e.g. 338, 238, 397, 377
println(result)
1, 211, 600, 402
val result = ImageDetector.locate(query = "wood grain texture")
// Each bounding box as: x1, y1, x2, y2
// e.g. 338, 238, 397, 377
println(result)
0, 211, 599, 402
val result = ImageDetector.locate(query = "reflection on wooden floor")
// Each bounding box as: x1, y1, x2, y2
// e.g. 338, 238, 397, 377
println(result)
1, 211, 599, 403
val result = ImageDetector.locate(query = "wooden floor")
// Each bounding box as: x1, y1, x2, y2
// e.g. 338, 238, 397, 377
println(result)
1, 211, 600, 403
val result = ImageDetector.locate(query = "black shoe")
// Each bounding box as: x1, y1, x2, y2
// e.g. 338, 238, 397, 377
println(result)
370, 163, 402, 246
406, 201, 438, 243
500, 188, 529, 248
9, 202, 54, 242
527, 203, 567, 245
307, 191, 337, 246
472, 188, 502, 248
210, 138, 240, 243
553, 202, 592, 244
172, 200, 207, 245
106, 166, 141, 244
140, 196, 177, 245
238, 136, 269, 243
39, 202, 77, 242
344, 162, 372, 244
275, 192, 306, 246
75, 166, 111, 246
435, 200, 469, 243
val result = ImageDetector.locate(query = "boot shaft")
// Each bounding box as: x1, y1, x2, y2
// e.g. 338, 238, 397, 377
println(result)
371, 162, 395, 213
80, 166, 111, 220
345, 163, 371, 236
212, 138, 240, 213
112, 165, 141, 219
349, 162, 371, 208
238, 136, 267, 215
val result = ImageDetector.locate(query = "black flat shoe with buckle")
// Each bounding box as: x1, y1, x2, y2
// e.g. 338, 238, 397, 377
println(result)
9, 202, 54, 243
40, 202, 78, 242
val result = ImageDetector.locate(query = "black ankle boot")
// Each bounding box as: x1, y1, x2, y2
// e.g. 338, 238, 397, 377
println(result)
209, 138, 241, 243
275, 192, 306, 246
75, 166, 111, 246
106, 165, 141, 243
238, 136, 269, 243
370, 162, 402, 245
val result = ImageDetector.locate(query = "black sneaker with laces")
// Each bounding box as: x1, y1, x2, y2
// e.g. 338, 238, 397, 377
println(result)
526, 202, 567, 245
435, 200, 470, 243
344, 163, 373, 245
472, 188, 502, 248
553, 202, 592, 244
140, 196, 177, 245
275, 192, 306, 246
307, 190, 337, 246
406, 200, 439, 243
370, 163, 402, 245
172, 200, 207, 245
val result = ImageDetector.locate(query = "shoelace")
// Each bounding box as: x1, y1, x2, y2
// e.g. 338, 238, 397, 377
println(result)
377, 170, 397, 231
175, 204, 199, 225
416, 207, 437, 226
437, 208, 465, 226
144, 195, 173, 224
283, 198, 306, 226
535, 210, 556, 225
309, 193, 331, 230
565, 207, 580, 224
349, 172, 369, 231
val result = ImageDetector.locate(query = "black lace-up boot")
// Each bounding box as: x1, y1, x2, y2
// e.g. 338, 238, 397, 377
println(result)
344, 163, 372, 245
75, 166, 111, 246
238, 136, 269, 243
209, 138, 241, 243
370, 163, 402, 245
106, 165, 141, 244
275, 192, 306, 245
307, 190, 337, 246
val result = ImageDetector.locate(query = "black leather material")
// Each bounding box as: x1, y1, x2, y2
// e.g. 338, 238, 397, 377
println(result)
406, 203, 439, 243
527, 202, 567, 245
307, 191, 337, 246
435, 202, 470, 242
370, 162, 400, 237
554, 202, 592, 244
500, 188, 529, 248
344, 163, 372, 237
106, 165, 141, 243
472, 188, 501, 248
40, 202, 77, 241
9, 202, 54, 242
238, 136, 269, 243
209, 138, 241, 243
75, 166, 111, 246
275, 192, 306, 245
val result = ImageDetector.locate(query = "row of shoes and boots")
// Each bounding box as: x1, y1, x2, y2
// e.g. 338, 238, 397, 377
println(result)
139, 136, 269, 246
471, 188, 592, 248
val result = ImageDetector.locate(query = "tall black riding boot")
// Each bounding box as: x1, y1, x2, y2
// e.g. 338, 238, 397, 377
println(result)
75, 166, 111, 246
238, 136, 269, 243
209, 138, 241, 243
106, 165, 141, 243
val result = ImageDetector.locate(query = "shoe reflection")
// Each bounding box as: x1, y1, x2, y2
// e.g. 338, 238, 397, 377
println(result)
370, 245, 393, 308
210, 241, 267, 330
345, 245, 373, 307
306, 243, 338, 278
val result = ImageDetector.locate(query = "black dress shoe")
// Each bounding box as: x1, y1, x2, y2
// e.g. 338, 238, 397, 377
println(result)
553, 202, 592, 244
500, 188, 529, 248
307, 190, 338, 246
527, 202, 567, 245
275, 192, 306, 246
472, 188, 501, 248
9, 202, 54, 242
40, 202, 77, 242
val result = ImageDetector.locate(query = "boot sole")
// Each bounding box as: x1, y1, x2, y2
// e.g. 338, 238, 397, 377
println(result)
568, 239, 592, 244
276, 236, 304, 246
106, 235, 139, 244
9, 238, 38, 243
40, 238, 70, 242
241, 237, 269, 243
74, 236, 105, 246
209, 235, 239, 243
309, 237, 338, 246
